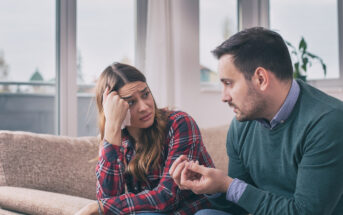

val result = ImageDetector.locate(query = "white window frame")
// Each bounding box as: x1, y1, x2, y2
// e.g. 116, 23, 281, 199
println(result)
56, 0, 77, 136
262, 0, 343, 88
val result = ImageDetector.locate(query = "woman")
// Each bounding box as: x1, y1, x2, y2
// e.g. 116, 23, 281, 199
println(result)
76, 63, 214, 215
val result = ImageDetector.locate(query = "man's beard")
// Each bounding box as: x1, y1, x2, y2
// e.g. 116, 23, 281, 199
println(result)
232, 86, 266, 122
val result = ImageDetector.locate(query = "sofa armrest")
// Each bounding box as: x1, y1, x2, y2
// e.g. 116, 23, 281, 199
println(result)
0, 131, 98, 199
0, 186, 95, 215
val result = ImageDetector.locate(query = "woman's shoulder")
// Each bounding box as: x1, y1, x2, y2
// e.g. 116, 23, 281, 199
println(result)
168, 110, 193, 121
166, 110, 198, 129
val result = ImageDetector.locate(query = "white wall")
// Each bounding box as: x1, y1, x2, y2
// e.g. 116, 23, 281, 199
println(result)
170, 0, 234, 128
142, 0, 343, 129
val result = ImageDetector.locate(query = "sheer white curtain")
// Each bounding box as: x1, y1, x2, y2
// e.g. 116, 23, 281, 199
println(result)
144, 0, 175, 108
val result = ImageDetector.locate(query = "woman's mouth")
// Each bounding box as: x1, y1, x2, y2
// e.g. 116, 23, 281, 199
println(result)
140, 113, 152, 121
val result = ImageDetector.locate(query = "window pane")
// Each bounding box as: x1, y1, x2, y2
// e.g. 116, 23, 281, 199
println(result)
270, 0, 339, 80
0, 0, 56, 134
200, 0, 238, 84
77, 0, 135, 136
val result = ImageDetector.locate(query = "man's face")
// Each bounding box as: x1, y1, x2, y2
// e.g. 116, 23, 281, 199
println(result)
219, 54, 265, 121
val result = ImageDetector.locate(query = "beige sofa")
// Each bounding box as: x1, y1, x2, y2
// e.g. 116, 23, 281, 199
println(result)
0, 126, 229, 215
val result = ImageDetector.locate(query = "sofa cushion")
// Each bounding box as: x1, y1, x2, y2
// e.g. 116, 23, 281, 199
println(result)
0, 186, 95, 215
200, 125, 229, 174
0, 131, 99, 199
0, 208, 25, 215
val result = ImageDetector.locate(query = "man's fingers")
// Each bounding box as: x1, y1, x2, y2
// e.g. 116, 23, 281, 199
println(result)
171, 160, 187, 186
169, 155, 188, 176
180, 165, 196, 190
187, 161, 208, 175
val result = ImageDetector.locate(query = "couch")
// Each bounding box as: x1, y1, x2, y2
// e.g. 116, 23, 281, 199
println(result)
0, 126, 229, 215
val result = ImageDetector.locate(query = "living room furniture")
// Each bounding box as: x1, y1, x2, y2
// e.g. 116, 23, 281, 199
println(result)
0, 126, 228, 215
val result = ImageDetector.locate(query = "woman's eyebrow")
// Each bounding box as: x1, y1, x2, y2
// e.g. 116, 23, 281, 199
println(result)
140, 87, 148, 93
121, 87, 148, 100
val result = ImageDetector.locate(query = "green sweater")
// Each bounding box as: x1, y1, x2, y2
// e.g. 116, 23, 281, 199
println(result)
211, 81, 343, 215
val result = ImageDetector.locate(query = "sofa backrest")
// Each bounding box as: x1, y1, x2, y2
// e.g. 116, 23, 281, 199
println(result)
0, 126, 229, 200
201, 125, 229, 174
0, 131, 98, 200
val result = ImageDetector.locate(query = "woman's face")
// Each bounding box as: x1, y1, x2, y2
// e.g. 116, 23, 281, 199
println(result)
118, 81, 155, 129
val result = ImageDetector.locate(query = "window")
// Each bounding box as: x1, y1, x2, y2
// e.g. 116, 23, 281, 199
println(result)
0, 0, 56, 133
77, 0, 135, 136
200, 0, 238, 85
270, 0, 339, 80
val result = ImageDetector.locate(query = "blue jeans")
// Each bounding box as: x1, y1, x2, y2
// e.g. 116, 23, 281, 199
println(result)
195, 209, 232, 215
136, 213, 165, 215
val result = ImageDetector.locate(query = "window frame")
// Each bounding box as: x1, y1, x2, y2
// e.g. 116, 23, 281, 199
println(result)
265, 0, 343, 88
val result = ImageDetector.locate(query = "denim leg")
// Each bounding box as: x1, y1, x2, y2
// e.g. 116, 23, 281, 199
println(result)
195, 209, 232, 215
136, 213, 165, 215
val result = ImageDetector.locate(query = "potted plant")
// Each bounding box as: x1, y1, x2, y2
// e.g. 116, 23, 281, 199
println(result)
286, 37, 327, 82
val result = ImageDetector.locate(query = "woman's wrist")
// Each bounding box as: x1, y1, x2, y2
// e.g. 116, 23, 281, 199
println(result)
104, 124, 122, 146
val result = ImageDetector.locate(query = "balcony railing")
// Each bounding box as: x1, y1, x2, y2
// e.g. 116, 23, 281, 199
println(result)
0, 81, 97, 136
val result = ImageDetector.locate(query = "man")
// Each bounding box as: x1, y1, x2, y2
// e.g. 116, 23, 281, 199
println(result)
169, 27, 343, 215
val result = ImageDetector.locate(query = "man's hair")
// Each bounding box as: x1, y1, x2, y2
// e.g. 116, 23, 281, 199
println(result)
212, 27, 293, 80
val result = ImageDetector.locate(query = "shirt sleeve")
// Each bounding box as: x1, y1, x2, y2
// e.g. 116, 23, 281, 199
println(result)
226, 178, 247, 203
236, 111, 343, 215
96, 112, 213, 214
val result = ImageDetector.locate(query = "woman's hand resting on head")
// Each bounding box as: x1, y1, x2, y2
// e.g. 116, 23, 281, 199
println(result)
102, 87, 129, 145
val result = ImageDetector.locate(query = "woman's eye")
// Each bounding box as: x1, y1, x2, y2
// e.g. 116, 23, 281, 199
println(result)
127, 100, 135, 106
142, 91, 150, 98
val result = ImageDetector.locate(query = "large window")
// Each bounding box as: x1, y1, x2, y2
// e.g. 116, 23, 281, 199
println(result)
200, 0, 238, 85
270, 0, 339, 80
77, 0, 135, 136
0, 0, 56, 133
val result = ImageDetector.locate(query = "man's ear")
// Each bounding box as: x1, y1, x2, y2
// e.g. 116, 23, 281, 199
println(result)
252, 67, 269, 91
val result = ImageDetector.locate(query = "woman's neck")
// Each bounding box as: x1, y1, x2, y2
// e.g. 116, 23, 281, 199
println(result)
127, 126, 142, 141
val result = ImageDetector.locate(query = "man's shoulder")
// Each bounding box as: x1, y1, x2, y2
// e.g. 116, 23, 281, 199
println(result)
296, 81, 343, 125
298, 80, 343, 112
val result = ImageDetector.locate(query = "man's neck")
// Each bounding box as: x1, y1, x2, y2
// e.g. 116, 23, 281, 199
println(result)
264, 80, 293, 122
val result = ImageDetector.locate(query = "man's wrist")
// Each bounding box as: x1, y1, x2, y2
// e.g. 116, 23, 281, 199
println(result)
221, 176, 233, 193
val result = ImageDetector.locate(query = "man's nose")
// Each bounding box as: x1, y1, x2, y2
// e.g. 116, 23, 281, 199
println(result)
221, 90, 232, 103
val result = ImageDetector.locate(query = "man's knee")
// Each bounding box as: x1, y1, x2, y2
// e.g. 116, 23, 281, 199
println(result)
195, 209, 232, 215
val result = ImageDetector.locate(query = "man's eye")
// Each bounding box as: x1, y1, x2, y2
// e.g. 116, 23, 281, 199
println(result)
223, 81, 231, 86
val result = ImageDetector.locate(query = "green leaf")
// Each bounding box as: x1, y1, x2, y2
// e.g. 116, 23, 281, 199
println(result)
301, 57, 309, 72
322, 63, 327, 76
299, 37, 307, 52
294, 62, 300, 74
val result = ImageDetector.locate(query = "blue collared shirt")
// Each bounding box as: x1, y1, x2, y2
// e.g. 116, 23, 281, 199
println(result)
226, 80, 300, 203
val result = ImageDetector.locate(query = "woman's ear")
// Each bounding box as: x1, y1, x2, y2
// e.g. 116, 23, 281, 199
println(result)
252, 67, 269, 91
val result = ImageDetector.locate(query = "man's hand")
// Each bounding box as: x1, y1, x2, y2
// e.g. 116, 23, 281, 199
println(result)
170, 156, 233, 194
169, 155, 202, 189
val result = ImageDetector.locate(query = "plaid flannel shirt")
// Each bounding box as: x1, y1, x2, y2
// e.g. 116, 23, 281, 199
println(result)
96, 111, 215, 214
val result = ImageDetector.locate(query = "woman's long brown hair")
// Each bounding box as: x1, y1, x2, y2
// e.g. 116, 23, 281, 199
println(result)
95, 63, 169, 183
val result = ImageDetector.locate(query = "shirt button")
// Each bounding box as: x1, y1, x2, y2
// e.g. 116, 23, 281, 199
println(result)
281, 120, 285, 123
120, 147, 124, 152
117, 158, 121, 163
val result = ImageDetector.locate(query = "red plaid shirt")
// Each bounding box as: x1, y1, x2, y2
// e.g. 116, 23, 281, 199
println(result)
96, 111, 215, 214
